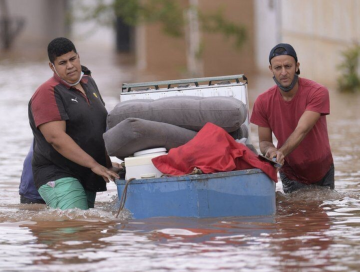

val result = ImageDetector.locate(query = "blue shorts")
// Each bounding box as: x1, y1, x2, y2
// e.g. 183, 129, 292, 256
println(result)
38, 177, 96, 210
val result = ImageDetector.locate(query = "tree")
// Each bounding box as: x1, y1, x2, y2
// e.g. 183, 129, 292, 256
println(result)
337, 43, 360, 93
73, 0, 247, 76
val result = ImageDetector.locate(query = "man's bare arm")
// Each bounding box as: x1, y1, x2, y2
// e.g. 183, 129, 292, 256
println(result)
258, 126, 276, 155
278, 111, 321, 157
258, 111, 320, 165
39, 121, 119, 182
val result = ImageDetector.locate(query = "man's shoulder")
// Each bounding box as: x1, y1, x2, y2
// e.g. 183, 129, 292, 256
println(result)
30, 77, 61, 105
83, 74, 97, 88
83, 74, 96, 81
300, 77, 327, 91
257, 85, 278, 101
32, 77, 59, 97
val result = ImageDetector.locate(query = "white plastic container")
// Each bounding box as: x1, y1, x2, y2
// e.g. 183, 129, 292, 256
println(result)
125, 148, 166, 180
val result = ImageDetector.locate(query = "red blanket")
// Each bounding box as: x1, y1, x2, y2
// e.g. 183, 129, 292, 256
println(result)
152, 123, 278, 182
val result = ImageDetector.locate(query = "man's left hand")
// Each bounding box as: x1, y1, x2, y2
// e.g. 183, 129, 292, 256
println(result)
111, 162, 122, 169
266, 149, 285, 166
108, 162, 123, 174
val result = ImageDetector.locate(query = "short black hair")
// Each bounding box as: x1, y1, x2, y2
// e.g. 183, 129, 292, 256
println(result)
47, 37, 77, 63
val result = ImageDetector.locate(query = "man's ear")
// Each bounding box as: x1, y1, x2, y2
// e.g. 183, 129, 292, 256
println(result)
268, 64, 273, 73
296, 62, 300, 73
49, 62, 55, 72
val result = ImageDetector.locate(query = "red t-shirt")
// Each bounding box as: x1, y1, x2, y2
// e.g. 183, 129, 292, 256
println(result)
250, 78, 333, 184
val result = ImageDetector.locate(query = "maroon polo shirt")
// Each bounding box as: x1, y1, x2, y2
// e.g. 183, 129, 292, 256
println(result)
28, 73, 108, 192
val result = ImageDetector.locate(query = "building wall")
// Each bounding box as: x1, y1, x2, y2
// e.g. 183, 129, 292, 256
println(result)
256, 0, 360, 87
4, 0, 68, 52
254, 0, 280, 75
139, 22, 188, 80
137, 0, 256, 80
200, 0, 256, 77
281, 0, 360, 86
135, 0, 188, 80
71, 0, 115, 51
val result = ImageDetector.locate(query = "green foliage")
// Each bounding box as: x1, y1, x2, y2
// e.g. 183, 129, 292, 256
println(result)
74, 0, 247, 50
199, 9, 247, 50
76, 0, 114, 26
113, 0, 184, 37
75, 0, 184, 37
337, 43, 360, 93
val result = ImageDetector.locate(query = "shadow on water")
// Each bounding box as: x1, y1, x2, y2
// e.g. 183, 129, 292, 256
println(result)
117, 215, 277, 244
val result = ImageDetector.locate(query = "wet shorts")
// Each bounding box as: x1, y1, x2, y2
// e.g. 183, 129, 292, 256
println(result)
280, 163, 335, 194
20, 195, 46, 204
38, 177, 96, 210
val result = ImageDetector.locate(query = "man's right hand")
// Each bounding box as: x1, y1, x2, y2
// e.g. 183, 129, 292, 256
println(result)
91, 164, 120, 183
39, 121, 120, 182
258, 126, 285, 165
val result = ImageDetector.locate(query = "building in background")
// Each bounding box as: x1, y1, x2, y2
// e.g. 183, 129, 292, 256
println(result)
2, 0, 360, 87
134, 0, 256, 79
256, 0, 360, 87
254, 0, 280, 77
0, 0, 69, 54
279, 0, 360, 87
136, 0, 360, 86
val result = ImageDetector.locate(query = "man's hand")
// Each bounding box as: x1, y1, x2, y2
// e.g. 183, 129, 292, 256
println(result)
107, 161, 123, 175
265, 148, 285, 166
111, 162, 122, 169
91, 164, 120, 183
264, 147, 277, 158
258, 126, 280, 161
278, 111, 321, 157
258, 111, 320, 166
39, 121, 120, 182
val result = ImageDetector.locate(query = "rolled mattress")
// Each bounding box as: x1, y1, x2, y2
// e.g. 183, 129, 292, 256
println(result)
107, 96, 248, 132
104, 118, 197, 159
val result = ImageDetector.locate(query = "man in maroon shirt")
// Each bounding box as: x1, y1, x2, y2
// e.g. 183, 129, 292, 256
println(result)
250, 43, 334, 193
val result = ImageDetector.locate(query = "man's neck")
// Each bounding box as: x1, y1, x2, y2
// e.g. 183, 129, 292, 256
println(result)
74, 83, 86, 95
279, 82, 299, 101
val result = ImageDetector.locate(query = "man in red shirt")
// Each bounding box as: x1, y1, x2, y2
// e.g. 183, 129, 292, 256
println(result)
250, 43, 334, 193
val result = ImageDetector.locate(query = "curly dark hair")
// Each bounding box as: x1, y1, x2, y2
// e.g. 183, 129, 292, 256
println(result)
47, 37, 77, 63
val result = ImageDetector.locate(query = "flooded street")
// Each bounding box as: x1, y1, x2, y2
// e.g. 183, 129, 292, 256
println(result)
1, 45, 360, 271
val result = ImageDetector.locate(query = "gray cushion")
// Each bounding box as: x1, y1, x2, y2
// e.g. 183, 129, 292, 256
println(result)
229, 123, 249, 139
104, 118, 197, 159
107, 96, 247, 132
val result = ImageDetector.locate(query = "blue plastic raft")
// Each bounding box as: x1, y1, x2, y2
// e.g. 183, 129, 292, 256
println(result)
115, 169, 276, 219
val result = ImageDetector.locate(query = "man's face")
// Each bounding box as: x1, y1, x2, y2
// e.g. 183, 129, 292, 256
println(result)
49, 51, 81, 84
269, 55, 299, 88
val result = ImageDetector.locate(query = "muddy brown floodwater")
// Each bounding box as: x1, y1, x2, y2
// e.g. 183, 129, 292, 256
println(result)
0, 44, 360, 271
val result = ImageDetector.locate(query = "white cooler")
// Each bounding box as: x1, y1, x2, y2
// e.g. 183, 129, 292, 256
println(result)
124, 148, 166, 180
